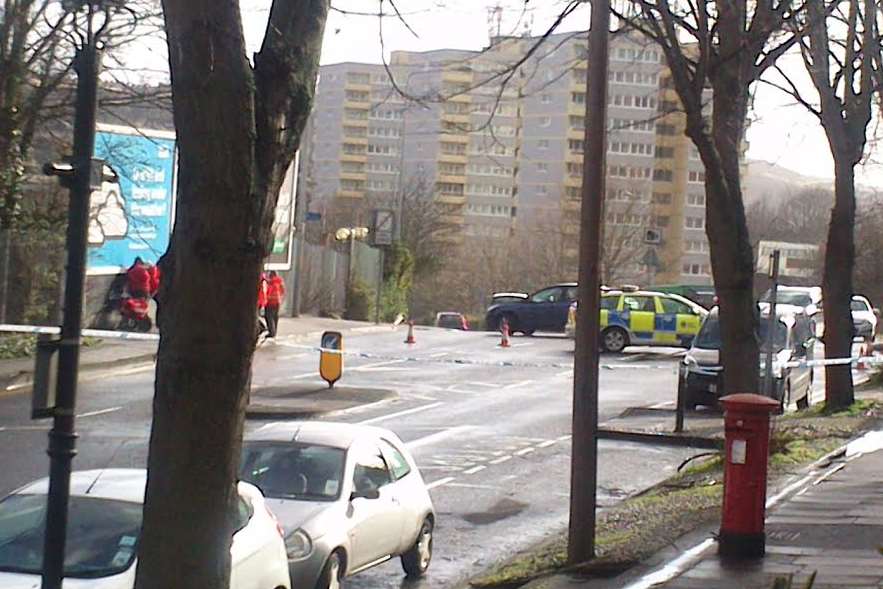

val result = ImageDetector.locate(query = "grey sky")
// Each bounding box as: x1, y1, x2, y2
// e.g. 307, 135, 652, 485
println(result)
237, 0, 878, 186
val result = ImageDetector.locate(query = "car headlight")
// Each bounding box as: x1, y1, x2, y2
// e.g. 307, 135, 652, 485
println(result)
285, 529, 313, 560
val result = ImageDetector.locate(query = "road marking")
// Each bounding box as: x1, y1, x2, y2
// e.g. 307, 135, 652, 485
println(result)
489, 455, 512, 465
502, 379, 534, 389
556, 369, 573, 378
0, 425, 49, 433
351, 359, 408, 371
556, 434, 572, 442
426, 476, 455, 490
650, 401, 675, 409
462, 465, 486, 475
358, 401, 444, 425
515, 447, 535, 456
537, 440, 557, 448
77, 406, 122, 418
406, 426, 473, 450
510, 342, 533, 348
466, 382, 500, 388
427, 352, 449, 358
447, 482, 498, 489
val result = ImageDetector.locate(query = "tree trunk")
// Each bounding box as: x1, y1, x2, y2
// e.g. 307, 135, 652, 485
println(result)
822, 157, 856, 410
689, 74, 759, 395
133, 3, 259, 588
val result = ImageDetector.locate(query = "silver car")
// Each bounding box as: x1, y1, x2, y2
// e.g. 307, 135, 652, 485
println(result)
239, 422, 436, 589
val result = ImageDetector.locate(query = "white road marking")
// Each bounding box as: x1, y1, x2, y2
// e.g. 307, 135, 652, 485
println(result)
650, 401, 675, 409
466, 382, 500, 388
556, 369, 573, 378
426, 476, 455, 490
502, 379, 534, 389
427, 352, 449, 358
351, 359, 408, 371
556, 434, 572, 442
358, 401, 444, 425
537, 440, 557, 448
462, 465, 486, 475
406, 426, 473, 450
447, 482, 499, 489
77, 406, 122, 418
489, 455, 512, 465
515, 447, 535, 456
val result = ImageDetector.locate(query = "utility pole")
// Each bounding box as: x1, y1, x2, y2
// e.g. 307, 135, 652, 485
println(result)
764, 250, 781, 399
40, 5, 103, 587
569, 0, 609, 565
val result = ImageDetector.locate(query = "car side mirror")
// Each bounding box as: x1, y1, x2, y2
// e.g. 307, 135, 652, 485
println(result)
350, 487, 380, 501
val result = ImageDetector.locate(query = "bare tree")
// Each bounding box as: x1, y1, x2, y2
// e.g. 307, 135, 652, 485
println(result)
765, 0, 883, 408
133, 1, 329, 587
614, 0, 807, 394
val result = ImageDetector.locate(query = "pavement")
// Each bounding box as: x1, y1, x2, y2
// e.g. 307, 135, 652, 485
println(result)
526, 427, 883, 589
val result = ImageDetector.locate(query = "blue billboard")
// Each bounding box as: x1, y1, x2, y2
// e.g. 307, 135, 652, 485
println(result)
88, 125, 177, 275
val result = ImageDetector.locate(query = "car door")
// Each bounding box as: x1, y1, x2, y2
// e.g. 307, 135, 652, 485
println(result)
621, 295, 656, 344
229, 495, 263, 589
347, 443, 406, 569
378, 438, 422, 555
658, 296, 702, 347
525, 287, 565, 331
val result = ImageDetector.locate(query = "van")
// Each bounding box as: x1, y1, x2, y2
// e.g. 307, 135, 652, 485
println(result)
679, 303, 816, 410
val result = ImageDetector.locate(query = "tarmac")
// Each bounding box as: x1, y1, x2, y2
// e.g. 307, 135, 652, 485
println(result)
0, 315, 392, 416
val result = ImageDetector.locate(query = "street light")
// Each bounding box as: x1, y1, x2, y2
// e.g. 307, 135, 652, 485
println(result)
39, 2, 115, 588
335, 227, 370, 312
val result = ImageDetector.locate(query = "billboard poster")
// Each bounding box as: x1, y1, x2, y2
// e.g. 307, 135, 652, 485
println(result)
265, 153, 298, 270
88, 124, 177, 275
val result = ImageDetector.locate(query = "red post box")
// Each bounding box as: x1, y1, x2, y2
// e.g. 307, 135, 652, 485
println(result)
718, 393, 780, 559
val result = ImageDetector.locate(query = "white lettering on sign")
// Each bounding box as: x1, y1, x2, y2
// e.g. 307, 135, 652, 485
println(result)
731, 439, 747, 464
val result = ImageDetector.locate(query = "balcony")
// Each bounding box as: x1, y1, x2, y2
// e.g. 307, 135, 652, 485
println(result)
438, 152, 468, 164
442, 69, 473, 84
436, 194, 466, 205
340, 152, 367, 162
343, 99, 372, 110
437, 173, 466, 184
568, 102, 586, 116
439, 132, 469, 143
442, 113, 471, 125
340, 171, 366, 181
337, 189, 364, 199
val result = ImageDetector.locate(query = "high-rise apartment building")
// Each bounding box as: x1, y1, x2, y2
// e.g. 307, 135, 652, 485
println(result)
298, 32, 714, 286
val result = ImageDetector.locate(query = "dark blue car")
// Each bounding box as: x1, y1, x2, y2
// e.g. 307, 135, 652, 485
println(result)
485, 283, 579, 335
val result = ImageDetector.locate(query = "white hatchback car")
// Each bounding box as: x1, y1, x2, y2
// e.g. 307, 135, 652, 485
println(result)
0, 469, 291, 589
240, 422, 436, 589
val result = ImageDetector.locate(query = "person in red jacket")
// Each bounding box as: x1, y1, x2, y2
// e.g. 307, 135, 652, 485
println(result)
265, 271, 285, 339
256, 273, 269, 338
148, 264, 161, 298
126, 257, 152, 298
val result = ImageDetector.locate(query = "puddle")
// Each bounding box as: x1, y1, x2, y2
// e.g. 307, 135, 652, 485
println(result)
462, 498, 528, 525
845, 430, 883, 457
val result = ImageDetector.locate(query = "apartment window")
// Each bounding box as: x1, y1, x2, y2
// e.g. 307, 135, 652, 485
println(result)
570, 115, 585, 129
539, 116, 552, 127
652, 169, 673, 181
687, 193, 706, 206
342, 143, 366, 154
655, 146, 675, 159
536, 162, 549, 173
685, 240, 709, 253
685, 216, 705, 229
567, 162, 582, 177
344, 109, 368, 121
572, 92, 586, 104
688, 170, 706, 183
652, 215, 670, 228
538, 139, 550, 149
652, 192, 672, 204
437, 182, 464, 195
440, 142, 466, 155
565, 186, 581, 199
568, 139, 584, 153
656, 123, 677, 136
541, 94, 552, 104
682, 263, 710, 276
347, 72, 371, 84
341, 162, 364, 173
438, 163, 465, 175
367, 143, 398, 156
345, 90, 369, 102
340, 179, 364, 191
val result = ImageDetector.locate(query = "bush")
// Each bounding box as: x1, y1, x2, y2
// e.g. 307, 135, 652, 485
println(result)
344, 277, 374, 321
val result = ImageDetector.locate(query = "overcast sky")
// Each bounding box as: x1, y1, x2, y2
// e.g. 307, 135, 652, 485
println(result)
236, 0, 882, 186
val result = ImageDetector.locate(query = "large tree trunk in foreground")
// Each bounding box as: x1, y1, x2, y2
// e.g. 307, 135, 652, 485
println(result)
822, 158, 856, 410
135, 1, 328, 588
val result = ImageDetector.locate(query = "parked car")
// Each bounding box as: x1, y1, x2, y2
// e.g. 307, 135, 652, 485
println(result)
485, 283, 579, 335
761, 285, 823, 317
0, 469, 291, 589
652, 284, 717, 310
489, 292, 529, 306
680, 303, 815, 410
566, 288, 708, 352
239, 422, 436, 589
435, 312, 469, 330
851, 295, 878, 342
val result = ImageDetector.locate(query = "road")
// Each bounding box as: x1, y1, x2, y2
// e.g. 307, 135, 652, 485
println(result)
0, 326, 719, 588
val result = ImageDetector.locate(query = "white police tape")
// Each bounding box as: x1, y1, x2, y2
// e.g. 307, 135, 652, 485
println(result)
0, 324, 159, 341
778, 355, 882, 369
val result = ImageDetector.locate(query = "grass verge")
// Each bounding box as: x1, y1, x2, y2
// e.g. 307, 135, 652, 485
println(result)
470, 400, 881, 589
0, 334, 101, 360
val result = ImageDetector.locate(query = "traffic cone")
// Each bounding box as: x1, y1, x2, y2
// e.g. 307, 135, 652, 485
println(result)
500, 318, 511, 348
404, 320, 416, 345
857, 341, 869, 371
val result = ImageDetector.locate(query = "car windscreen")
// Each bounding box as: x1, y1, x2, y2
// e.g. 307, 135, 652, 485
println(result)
0, 494, 142, 578
851, 299, 870, 312
240, 442, 346, 501
694, 316, 788, 351
762, 291, 812, 307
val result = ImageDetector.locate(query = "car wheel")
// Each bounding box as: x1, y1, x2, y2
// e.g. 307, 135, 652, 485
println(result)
521, 329, 535, 336
601, 327, 629, 353
401, 517, 433, 578
316, 550, 344, 589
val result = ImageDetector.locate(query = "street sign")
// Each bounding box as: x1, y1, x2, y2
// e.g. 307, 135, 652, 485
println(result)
372, 209, 395, 246
319, 331, 343, 388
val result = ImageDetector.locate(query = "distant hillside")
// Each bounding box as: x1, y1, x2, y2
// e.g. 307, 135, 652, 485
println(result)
744, 160, 832, 205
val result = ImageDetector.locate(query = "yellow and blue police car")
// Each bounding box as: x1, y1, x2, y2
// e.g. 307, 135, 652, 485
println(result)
566, 287, 708, 353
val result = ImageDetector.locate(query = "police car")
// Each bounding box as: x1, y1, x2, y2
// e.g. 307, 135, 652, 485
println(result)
566, 287, 708, 353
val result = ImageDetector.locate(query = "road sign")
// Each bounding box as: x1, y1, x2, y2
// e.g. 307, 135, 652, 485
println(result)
319, 331, 343, 388
372, 209, 395, 246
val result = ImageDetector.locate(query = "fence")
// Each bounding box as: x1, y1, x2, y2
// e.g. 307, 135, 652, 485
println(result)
290, 237, 380, 316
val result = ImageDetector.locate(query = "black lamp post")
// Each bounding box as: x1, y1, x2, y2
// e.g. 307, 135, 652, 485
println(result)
40, 2, 110, 587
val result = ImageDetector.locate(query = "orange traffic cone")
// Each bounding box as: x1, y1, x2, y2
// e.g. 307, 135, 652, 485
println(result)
857, 341, 869, 371
404, 320, 416, 345
500, 318, 511, 348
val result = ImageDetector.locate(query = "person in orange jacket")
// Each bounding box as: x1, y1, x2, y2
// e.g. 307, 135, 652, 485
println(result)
265, 271, 285, 339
